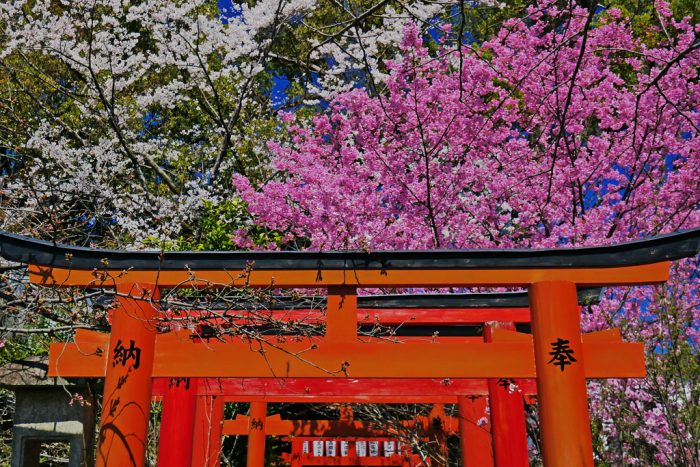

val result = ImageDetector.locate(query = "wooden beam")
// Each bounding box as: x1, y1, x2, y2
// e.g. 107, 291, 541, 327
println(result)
48, 330, 645, 379
217, 307, 533, 325
29, 262, 670, 288
150, 377, 538, 399
223, 415, 460, 437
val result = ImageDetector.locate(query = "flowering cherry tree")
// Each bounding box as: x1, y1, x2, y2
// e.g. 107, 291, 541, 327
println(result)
0, 0, 508, 247
236, 5, 699, 250
234, 2, 699, 463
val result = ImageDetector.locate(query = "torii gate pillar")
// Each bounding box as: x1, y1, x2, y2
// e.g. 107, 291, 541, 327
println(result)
158, 378, 197, 467
458, 396, 493, 467
96, 283, 158, 467
191, 395, 224, 467
485, 323, 529, 466
530, 281, 594, 467
247, 402, 268, 467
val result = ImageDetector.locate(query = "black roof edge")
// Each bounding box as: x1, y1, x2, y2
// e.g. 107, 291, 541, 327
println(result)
0, 228, 698, 271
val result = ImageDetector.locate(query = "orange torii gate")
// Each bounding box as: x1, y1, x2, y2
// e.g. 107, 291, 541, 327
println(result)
46, 287, 592, 466
50, 317, 540, 467
48, 300, 625, 467
142, 289, 592, 467
1, 228, 698, 467
229, 404, 447, 467
158, 389, 495, 467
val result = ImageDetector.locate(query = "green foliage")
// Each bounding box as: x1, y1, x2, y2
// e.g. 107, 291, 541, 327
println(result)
176, 200, 246, 251
607, 0, 700, 45
0, 335, 51, 367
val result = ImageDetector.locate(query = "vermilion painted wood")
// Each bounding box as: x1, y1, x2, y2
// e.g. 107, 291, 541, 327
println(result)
247, 402, 268, 467
28, 261, 670, 288
187, 307, 531, 325
326, 287, 358, 342
458, 396, 494, 467
48, 338, 645, 378
149, 377, 538, 398
530, 281, 594, 467
197, 336, 642, 379
96, 283, 159, 467
484, 323, 529, 467
58, 328, 487, 351
191, 395, 224, 467
157, 377, 197, 467
223, 415, 460, 437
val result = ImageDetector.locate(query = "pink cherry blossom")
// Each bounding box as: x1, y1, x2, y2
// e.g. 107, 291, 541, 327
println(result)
235, 3, 699, 463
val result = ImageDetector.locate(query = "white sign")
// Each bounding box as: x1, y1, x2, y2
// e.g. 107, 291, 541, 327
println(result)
302, 441, 309, 454
369, 441, 380, 457
325, 440, 337, 456
356, 441, 367, 457
340, 441, 350, 457
312, 440, 324, 457
384, 441, 396, 456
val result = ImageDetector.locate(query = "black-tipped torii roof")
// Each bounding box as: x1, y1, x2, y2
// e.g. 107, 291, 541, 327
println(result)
0, 228, 698, 271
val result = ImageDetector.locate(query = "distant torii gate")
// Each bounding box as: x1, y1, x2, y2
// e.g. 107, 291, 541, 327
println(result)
232, 404, 449, 467
146, 289, 591, 467
1, 228, 698, 467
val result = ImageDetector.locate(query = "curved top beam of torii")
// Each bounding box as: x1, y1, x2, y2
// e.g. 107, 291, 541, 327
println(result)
0, 228, 697, 287
1, 228, 698, 270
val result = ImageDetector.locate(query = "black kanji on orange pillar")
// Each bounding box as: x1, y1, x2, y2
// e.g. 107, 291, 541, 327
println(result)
547, 338, 577, 372
250, 418, 264, 430
168, 377, 191, 390
112, 339, 142, 369
497, 378, 517, 391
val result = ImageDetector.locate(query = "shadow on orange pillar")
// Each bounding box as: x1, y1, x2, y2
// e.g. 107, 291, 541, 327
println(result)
192, 395, 225, 467
97, 283, 159, 467
247, 402, 268, 467
457, 396, 494, 467
529, 281, 594, 467
289, 438, 303, 467
157, 377, 198, 467
485, 323, 529, 467
427, 404, 449, 467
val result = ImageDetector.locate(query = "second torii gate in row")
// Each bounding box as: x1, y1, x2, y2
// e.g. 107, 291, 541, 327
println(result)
0, 228, 697, 466
54, 290, 569, 466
